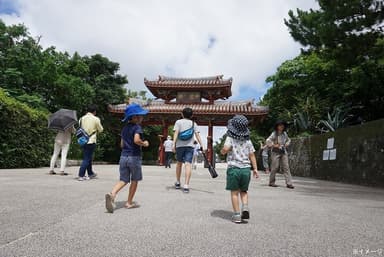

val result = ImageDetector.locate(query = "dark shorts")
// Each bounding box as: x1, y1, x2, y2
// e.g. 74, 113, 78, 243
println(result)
226, 167, 251, 191
119, 155, 142, 183
176, 146, 194, 163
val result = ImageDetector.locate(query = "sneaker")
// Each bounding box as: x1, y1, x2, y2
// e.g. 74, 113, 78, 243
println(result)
105, 193, 115, 213
78, 176, 88, 181
49, 170, 56, 175
175, 182, 181, 189
60, 171, 68, 176
89, 173, 98, 179
269, 184, 278, 187
231, 213, 242, 224
241, 206, 250, 220
183, 187, 190, 193
286, 184, 295, 189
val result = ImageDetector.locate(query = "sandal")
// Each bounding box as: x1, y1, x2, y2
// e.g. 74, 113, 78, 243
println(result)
105, 193, 115, 213
125, 201, 140, 209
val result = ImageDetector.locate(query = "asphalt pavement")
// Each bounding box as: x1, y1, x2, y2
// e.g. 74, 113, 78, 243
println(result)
0, 163, 383, 257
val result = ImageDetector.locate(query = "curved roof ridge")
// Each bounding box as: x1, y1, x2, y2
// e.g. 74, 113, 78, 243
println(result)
158, 75, 224, 81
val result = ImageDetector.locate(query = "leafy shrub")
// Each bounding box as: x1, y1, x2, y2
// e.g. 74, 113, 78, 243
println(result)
0, 89, 53, 168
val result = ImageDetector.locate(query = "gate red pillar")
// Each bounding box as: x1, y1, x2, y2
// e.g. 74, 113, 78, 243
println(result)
158, 124, 168, 166
207, 122, 213, 164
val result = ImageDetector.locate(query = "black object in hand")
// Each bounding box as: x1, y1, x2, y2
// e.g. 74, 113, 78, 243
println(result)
201, 151, 218, 178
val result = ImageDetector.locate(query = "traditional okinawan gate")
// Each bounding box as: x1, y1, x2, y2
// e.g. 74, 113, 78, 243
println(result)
108, 75, 268, 165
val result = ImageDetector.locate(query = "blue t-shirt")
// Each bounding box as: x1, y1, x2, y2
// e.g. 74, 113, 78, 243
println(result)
121, 123, 143, 157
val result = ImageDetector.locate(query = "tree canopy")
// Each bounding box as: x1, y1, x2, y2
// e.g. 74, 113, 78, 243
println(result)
0, 20, 130, 163
262, 0, 384, 135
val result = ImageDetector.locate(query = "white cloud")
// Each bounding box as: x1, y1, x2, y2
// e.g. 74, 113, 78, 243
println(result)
1, 0, 318, 143
1, 0, 317, 94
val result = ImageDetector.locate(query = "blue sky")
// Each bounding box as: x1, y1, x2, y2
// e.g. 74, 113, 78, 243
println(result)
0, 0, 318, 141
0, 0, 18, 15
0, 0, 318, 104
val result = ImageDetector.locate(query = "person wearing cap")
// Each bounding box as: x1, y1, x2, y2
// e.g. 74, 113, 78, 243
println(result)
266, 120, 294, 189
77, 104, 104, 181
105, 104, 149, 213
221, 115, 259, 223
172, 107, 204, 193
163, 135, 174, 168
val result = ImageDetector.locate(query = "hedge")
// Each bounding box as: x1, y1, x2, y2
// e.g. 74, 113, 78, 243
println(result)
0, 89, 53, 168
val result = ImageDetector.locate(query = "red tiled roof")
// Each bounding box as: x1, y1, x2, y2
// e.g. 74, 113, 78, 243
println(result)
108, 99, 268, 116
144, 75, 233, 100
144, 75, 232, 88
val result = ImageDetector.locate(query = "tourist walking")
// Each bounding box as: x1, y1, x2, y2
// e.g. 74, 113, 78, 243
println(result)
266, 120, 294, 189
221, 115, 259, 223
260, 141, 270, 174
172, 107, 204, 193
77, 105, 103, 181
49, 126, 75, 175
163, 135, 173, 168
105, 104, 149, 213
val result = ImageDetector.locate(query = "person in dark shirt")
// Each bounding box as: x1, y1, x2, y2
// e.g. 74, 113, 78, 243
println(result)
105, 104, 149, 213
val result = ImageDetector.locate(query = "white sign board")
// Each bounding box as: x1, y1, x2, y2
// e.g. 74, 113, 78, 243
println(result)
329, 149, 337, 160
327, 138, 334, 149
323, 150, 330, 160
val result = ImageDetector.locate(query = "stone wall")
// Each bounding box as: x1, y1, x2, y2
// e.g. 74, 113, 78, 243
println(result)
288, 119, 384, 186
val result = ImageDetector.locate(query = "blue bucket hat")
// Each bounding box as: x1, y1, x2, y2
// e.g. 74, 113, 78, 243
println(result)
122, 104, 149, 122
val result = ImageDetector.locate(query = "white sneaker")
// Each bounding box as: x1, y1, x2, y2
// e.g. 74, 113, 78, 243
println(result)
78, 176, 89, 181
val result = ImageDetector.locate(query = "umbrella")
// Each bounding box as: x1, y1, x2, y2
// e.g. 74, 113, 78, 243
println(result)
48, 109, 78, 131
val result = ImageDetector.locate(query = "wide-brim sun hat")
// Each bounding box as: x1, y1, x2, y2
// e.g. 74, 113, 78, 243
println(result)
226, 115, 250, 140
122, 104, 149, 122
274, 120, 288, 130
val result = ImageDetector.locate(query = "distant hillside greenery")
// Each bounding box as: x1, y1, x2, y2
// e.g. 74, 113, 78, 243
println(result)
260, 0, 384, 136
0, 20, 139, 167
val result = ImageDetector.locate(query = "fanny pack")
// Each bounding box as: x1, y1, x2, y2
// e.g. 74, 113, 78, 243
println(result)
272, 147, 286, 155
178, 121, 194, 141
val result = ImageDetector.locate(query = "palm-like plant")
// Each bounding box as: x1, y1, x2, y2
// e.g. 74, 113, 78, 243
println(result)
317, 107, 351, 132
294, 111, 312, 131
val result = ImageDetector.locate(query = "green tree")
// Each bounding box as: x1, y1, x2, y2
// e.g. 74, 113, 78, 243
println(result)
263, 0, 384, 136
0, 20, 130, 164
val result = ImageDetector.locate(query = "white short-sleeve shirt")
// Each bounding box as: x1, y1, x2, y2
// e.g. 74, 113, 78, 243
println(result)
174, 118, 199, 148
224, 136, 255, 168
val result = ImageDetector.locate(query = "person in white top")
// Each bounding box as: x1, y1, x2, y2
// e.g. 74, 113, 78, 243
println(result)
192, 141, 200, 170
49, 126, 75, 175
163, 136, 174, 168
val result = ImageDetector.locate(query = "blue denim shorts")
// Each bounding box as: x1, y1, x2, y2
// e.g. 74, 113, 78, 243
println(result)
119, 155, 142, 183
176, 147, 194, 163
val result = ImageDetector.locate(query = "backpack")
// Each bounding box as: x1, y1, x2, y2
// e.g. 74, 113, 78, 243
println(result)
178, 120, 194, 141
76, 118, 96, 146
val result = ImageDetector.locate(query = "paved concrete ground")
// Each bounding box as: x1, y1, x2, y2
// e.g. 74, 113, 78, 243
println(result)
0, 164, 383, 257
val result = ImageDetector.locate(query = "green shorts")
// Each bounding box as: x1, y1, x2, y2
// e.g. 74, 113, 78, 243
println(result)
226, 167, 251, 191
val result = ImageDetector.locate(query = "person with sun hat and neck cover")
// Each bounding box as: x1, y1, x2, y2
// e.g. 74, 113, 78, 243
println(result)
266, 120, 294, 189
105, 104, 149, 213
221, 115, 259, 223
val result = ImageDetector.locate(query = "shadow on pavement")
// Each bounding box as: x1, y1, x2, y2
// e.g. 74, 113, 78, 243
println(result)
211, 210, 232, 221
211, 210, 248, 224
165, 186, 214, 194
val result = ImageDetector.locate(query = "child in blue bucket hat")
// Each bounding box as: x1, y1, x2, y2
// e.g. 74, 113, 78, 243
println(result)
105, 104, 149, 213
